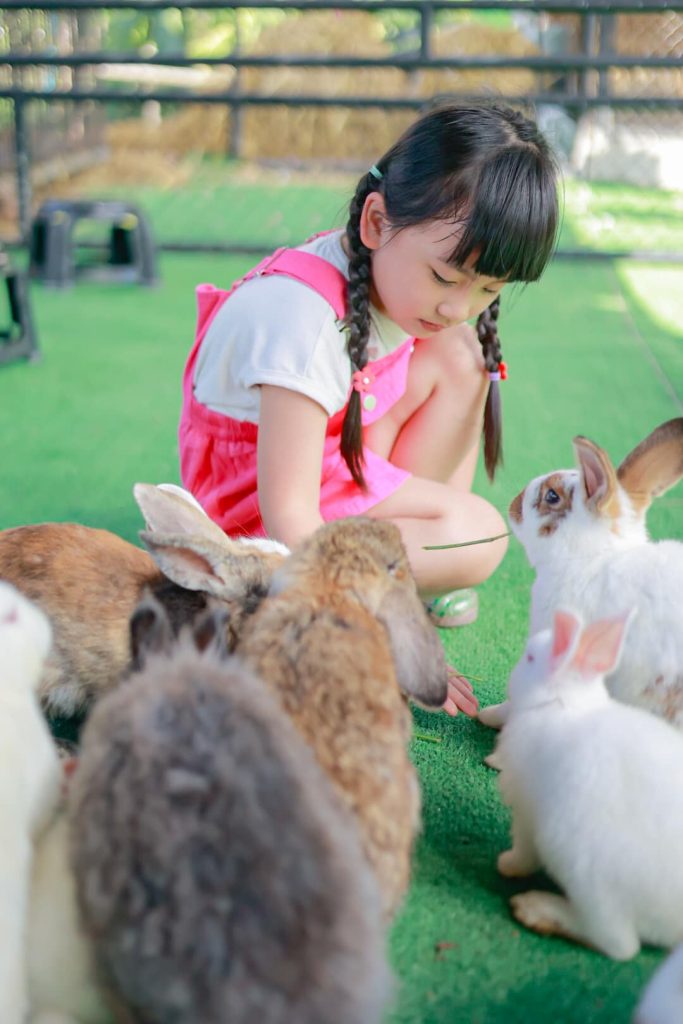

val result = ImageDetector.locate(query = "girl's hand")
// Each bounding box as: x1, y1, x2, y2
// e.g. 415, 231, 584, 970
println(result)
443, 665, 479, 717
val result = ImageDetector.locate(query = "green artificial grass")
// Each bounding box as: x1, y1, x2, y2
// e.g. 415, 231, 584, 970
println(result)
1, 211, 682, 1022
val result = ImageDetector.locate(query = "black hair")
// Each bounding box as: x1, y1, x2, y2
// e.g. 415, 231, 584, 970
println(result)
342, 101, 560, 486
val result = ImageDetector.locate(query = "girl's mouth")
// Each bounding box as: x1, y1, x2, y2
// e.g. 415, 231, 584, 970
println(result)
419, 319, 445, 333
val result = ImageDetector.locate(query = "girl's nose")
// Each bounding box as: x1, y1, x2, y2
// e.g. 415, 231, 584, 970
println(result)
436, 294, 472, 324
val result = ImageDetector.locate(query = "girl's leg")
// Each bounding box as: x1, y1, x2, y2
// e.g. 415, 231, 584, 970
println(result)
364, 323, 488, 487
366, 476, 508, 594
364, 323, 507, 594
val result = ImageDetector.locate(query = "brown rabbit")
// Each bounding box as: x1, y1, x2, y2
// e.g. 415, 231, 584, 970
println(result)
235, 516, 449, 919
0, 484, 287, 716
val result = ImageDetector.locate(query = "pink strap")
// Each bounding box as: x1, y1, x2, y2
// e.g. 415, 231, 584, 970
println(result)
242, 247, 348, 321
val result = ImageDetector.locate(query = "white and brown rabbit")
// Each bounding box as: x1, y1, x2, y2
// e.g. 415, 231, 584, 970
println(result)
0, 483, 287, 716
235, 516, 449, 919
495, 607, 683, 960
0, 583, 61, 1024
480, 418, 683, 732
70, 596, 392, 1024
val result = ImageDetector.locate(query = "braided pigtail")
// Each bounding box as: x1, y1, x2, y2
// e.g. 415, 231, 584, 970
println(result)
476, 296, 503, 481
341, 170, 377, 489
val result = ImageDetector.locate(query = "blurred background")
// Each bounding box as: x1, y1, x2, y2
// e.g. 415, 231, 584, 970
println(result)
1, 0, 682, 259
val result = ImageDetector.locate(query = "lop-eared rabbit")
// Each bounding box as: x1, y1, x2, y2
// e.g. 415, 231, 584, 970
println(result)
236, 516, 449, 918
70, 597, 392, 1024
0, 583, 61, 1024
480, 418, 683, 732
0, 484, 287, 716
496, 608, 683, 960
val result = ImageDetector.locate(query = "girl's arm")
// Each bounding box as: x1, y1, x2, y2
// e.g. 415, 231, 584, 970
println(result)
258, 384, 328, 547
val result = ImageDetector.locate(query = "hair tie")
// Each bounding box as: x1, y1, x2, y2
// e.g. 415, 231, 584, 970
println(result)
368, 165, 383, 181
488, 361, 508, 382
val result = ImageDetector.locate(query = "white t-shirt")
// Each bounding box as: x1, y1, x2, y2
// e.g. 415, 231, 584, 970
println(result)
193, 230, 410, 422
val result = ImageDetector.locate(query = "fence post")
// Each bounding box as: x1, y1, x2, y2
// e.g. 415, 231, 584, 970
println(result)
228, 7, 242, 159
420, 2, 433, 60
13, 96, 32, 244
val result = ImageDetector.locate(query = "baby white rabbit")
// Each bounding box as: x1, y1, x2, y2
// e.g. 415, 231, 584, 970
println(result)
495, 607, 683, 960
0, 482, 288, 715
27, 810, 112, 1024
481, 418, 683, 732
634, 944, 683, 1024
0, 582, 61, 1024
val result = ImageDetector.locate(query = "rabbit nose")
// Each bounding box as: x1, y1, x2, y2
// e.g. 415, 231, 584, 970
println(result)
509, 490, 525, 523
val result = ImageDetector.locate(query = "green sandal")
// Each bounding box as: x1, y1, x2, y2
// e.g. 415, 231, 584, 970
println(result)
426, 588, 479, 628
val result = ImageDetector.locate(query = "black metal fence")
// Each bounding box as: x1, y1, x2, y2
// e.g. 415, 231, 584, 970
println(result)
1, 0, 682, 257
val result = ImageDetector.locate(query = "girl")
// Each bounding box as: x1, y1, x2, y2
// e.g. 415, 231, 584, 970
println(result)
179, 101, 560, 716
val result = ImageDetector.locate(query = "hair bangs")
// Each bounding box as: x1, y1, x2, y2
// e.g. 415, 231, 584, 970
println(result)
447, 148, 559, 283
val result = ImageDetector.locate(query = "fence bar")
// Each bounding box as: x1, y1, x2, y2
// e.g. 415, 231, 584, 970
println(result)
1, 87, 681, 109
2, 53, 680, 71
1, 0, 682, 12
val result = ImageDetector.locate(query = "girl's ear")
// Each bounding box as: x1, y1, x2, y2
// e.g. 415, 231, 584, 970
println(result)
359, 192, 389, 251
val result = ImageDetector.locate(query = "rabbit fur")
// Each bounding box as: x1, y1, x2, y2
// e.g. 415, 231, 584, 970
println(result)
0, 582, 62, 1024
70, 596, 392, 1024
480, 418, 683, 732
0, 483, 288, 716
27, 809, 112, 1024
634, 943, 683, 1024
235, 516, 449, 918
495, 607, 683, 960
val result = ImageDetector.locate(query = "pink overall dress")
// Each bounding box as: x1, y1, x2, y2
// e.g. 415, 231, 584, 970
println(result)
179, 246, 418, 538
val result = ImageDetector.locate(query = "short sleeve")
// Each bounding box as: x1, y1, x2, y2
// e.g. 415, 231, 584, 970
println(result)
194, 273, 352, 422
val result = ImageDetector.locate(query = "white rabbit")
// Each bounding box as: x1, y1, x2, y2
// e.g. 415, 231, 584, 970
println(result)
0, 582, 61, 1024
480, 418, 683, 733
634, 944, 683, 1024
495, 606, 683, 960
27, 809, 112, 1024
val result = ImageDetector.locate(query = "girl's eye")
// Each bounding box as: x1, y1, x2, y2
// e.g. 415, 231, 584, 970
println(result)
544, 488, 561, 505
484, 286, 501, 296
431, 269, 453, 285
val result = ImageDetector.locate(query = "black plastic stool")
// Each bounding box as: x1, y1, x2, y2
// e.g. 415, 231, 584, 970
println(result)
0, 250, 40, 365
29, 199, 158, 288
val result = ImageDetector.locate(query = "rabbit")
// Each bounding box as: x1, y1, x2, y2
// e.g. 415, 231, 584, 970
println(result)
69, 595, 393, 1024
235, 516, 450, 918
634, 944, 683, 1024
0, 482, 288, 716
0, 582, 62, 1024
27, 808, 112, 1024
479, 417, 683, 733
495, 606, 683, 960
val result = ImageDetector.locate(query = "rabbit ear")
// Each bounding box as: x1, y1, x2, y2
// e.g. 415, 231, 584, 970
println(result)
568, 612, 632, 679
616, 418, 683, 516
376, 589, 449, 708
130, 593, 174, 670
191, 605, 231, 659
573, 436, 622, 519
139, 531, 269, 601
551, 609, 582, 673
134, 483, 229, 547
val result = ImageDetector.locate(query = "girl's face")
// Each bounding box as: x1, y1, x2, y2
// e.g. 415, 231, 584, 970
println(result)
359, 193, 508, 336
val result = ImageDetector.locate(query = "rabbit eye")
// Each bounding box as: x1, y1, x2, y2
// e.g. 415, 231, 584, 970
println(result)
387, 560, 399, 576
526, 653, 534, 663
544, 488, 561, 505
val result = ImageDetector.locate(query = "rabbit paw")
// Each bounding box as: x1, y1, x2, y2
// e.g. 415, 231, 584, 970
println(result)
478, 700, 509, 730
484, 749, 504, 771
497, 849, 536, 878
